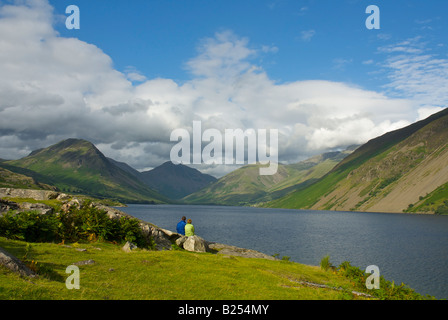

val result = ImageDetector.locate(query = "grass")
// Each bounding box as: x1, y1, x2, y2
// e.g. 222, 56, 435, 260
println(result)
0, 236, 433, 300
0, 236, 389, 300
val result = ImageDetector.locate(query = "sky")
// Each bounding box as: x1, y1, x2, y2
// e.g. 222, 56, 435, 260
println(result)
0, 0, 447, 177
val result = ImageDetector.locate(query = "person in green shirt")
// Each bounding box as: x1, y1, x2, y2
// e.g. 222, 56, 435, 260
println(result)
185, 219, 195, 237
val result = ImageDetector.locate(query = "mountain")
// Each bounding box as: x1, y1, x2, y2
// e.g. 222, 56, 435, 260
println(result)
183, 150, 352, 206
267, 108, 448, 214
0, 166, 56, 190
3, 139, 168, 204
139, 161, 217, 199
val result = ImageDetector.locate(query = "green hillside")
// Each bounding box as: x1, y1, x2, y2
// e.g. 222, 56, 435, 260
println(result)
267, 108, 448, 213
4, 139, 168, 204
183, 151, 351, 206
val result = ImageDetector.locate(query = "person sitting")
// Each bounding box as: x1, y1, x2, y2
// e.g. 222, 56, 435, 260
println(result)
176, 216, 187, 235
184, 219, 195, 237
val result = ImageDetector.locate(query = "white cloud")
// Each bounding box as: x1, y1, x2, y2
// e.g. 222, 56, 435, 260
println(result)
0, 0, 420, 177
379, 37, 448, 112
300, 29, 315, 42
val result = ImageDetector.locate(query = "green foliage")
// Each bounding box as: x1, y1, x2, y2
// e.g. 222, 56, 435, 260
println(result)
320, 255, 333, 271
435, 200, 448, 215
0, 200, 150, 248
0, 210, 59, 242
337, 261, 434, 300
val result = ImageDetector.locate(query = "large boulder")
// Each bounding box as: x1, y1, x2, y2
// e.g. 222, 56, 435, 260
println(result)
182, 235, 209, 253
0, 247, 37, 278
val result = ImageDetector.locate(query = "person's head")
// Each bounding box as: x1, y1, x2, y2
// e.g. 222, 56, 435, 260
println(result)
181, 216, 186, 221
187, 219, 192, 224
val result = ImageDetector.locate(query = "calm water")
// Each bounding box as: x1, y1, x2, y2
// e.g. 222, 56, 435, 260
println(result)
117, 204, 448, 299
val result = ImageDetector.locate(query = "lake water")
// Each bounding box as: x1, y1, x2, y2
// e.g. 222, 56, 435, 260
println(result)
117, 204, 448, 299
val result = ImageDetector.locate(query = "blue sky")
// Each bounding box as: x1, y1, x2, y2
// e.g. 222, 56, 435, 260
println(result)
51, 0, 447, 91
0, 0, 447, 176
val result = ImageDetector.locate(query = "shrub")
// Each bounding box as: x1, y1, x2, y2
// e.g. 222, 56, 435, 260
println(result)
320, 255, 332, 271
336, 261, 434, 300
0, 210, 59, 242
0, 200, 150, 248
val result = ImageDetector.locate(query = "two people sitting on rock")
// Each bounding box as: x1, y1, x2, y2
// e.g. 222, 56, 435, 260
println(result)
176, 216, 195, 237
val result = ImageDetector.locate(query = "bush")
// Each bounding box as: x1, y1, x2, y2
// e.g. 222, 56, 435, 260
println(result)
320, 255, 332, 271
0, 200, 150, 248
336, 261, 434, 300
0, 210, 59, 242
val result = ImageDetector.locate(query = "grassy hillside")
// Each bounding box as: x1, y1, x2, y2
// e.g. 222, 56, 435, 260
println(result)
0, 236, 430, 300
267, 108, 448, 213
0, 167, 55, 190
183, 151, 350, 206
4, 139, 168, 204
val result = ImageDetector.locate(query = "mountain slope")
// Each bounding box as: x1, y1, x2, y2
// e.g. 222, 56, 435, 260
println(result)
267, 108, 448, 213
4, 139, 168, 204
139, 161, 217, 199
183, 150, 351, 206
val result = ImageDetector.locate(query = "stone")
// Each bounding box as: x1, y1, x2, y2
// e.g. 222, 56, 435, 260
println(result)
182, 235, 209, 253
175, 236, 187, 248
0, 199, 19, 214
0, 247, 37, 278
0, 188, 59, 201
17, 202, 54, 215
73, 259, 95, 266
122, 241, 137, 252
208, 243, 277, 260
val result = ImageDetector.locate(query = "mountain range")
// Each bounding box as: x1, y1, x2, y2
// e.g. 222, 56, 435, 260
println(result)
0, 139, 214, 203
182, 149, 354, 206
1, 107, 447, 213
266, 107, 448, 214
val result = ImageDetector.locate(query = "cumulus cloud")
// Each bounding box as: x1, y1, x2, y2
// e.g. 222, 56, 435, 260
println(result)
378, 36, 448, 118
0, 0, 425, 177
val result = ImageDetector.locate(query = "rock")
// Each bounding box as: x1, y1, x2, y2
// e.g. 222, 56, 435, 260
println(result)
0, 199, 19, 214
140, 223, 173, 250
208, 243, 277, 260
60, 199, 81, 213
17, 202, 54, 215
175, 236, 187, 248
0, 247, 37, 278
122, 241, 137, 252
73, 259, 95, 266
56, 193, 71, 201
183, 235, 209, 253
0, 188, 59, 201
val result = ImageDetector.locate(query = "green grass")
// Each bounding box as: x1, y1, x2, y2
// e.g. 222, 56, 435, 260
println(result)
0, 236, 432, 300
0, 236, 386, 300
404, 182, 448, 214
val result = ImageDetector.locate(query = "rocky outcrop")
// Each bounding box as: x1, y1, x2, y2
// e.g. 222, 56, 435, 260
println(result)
208, 243, 277, 260
0, 198, 53, 215
0, 188, 60, 201
0, 247, 37, 278
0, 188, 276, 259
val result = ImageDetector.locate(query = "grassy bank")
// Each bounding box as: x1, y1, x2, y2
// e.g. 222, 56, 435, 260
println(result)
0, 236, 432, 300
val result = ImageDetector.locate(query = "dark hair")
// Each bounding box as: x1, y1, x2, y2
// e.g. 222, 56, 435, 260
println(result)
182, 216, 186, 220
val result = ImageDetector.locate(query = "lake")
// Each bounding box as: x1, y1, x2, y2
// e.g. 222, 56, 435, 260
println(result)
117, 204, 448, 299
